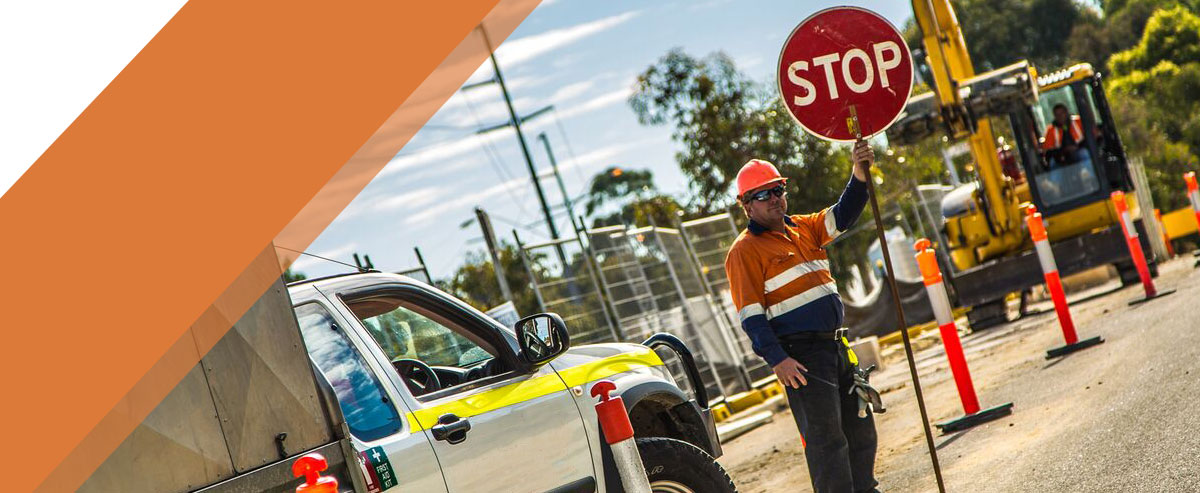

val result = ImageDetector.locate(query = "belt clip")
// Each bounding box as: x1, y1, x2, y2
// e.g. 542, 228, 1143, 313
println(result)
834, 328, 848, 342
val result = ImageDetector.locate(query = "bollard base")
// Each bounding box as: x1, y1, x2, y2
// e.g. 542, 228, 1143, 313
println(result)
935, 402, 1014, 434
1128, 288, 1176, 306
1045, 336, 1105, 359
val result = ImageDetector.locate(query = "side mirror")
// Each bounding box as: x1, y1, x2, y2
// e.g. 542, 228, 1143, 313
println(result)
515, 313, 570, 370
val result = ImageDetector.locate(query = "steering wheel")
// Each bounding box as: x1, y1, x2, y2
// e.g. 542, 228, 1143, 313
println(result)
391, 358, 442, 396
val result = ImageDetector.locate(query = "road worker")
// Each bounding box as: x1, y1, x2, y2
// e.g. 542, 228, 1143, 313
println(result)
1042, 103, 1090, 167
724, 141, 878, 493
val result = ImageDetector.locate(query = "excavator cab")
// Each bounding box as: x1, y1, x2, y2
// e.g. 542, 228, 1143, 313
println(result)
1005, 66, 1133, 216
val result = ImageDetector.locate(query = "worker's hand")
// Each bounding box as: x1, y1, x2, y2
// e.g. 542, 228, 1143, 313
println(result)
773, 357, 808, 389
852, 140, 873, 182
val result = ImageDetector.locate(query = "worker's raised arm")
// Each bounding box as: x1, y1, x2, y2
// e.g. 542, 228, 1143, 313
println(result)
809, 141, 872, 245
724, 245, 789, 367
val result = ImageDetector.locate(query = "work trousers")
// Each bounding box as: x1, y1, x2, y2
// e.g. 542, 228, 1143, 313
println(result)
782, 339, 878, 493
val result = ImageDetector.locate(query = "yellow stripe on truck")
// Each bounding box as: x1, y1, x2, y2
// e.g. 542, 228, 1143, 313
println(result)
405, 346, 664, 432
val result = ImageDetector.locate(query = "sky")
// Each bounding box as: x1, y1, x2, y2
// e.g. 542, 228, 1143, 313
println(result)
1, 0, 912, 282
293, 0, 914, 279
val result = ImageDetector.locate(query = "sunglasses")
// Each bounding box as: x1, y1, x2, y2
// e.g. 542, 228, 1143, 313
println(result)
745, 185, 786, 203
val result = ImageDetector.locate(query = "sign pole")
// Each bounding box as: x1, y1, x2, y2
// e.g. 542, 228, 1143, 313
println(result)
852, 107, 946, 493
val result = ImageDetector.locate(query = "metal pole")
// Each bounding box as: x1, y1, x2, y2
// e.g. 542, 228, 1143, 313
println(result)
476, 207, 514, 303
867, 172, 947, 492
539, 132, 581, 237
413, 247, 432, 285
478, 26, 564, 262
648, 222, 733, 400
512, 230, 547, 313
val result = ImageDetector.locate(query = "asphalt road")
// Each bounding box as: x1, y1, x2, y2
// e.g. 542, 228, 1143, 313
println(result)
720, 256, 1200, 492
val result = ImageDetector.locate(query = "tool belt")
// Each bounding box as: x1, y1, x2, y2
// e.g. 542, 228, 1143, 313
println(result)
781, 329, 884, 418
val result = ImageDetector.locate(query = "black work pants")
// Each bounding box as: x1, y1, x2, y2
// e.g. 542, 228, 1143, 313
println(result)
782, 339, 878, 493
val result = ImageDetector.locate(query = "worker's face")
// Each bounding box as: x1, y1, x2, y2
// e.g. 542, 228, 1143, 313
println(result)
742, 181, 787, 227
1054, 107, 1069, 124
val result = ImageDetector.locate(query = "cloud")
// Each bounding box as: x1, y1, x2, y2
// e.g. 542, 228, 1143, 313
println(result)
554, 86, 632, 121
550, 80, 595, 103
337, 185, 447, 220
404, 176, 529, 226
289, 242, 359, 273
495, 11, 639, 67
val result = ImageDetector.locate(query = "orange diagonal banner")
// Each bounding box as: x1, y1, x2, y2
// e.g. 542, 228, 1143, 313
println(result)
0, 0, 541, 490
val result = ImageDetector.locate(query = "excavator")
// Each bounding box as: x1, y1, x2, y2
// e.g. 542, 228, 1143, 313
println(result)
886, 1, 1157, 328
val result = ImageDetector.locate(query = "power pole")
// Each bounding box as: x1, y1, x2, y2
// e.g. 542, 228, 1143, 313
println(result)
537, 132, 581, 236
475, 207, 514, 303
471, 25, 564, 262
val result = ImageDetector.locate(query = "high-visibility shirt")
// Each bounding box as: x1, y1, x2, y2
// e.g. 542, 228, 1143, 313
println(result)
724, 176, 868, 366
1042, 115, 1084, 151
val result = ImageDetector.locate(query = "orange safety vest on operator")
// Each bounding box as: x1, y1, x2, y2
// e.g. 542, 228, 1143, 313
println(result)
1042, 115, 1084, 150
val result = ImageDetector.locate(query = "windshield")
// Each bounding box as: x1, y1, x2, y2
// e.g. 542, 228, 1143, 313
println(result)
1029, 83, 1103, 208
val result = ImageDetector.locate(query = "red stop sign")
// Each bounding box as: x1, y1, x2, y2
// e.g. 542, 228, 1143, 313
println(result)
777, 7, 914, 142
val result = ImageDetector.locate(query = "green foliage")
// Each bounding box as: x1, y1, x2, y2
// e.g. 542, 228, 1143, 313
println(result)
447, 242, 541, 317
283, 268, 307, 283
1109, 6, 1200, 73
584, 167, 655, 215
1105, 6, 1200, 211
629, 49, 853, 215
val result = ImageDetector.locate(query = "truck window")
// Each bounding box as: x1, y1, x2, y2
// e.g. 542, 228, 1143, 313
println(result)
295, 303, 402, 442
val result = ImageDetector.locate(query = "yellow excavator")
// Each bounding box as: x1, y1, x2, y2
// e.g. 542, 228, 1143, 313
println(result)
887, 1, 1157, 328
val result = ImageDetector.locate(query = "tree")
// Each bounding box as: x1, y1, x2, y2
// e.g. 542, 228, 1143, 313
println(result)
629, 49, 853, 215
283, 268, 307, 283
447, 242, 541, 317
583, 167, 655, 216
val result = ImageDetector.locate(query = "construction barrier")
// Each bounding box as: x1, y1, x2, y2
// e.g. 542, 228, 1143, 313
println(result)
1111, 191, 1175, 305
914, 239, 1013, 433
1026, 208, 1105, 358
1155, 209, 1175, 258
591, 381, 651, 493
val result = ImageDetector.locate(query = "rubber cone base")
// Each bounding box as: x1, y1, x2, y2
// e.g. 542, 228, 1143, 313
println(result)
1128, 288, 1176, 306
1045, 336, 1105, 359
935, 402, 1014, 434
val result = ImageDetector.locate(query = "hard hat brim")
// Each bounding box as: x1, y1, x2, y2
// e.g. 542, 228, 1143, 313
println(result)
738, 176, 788, 200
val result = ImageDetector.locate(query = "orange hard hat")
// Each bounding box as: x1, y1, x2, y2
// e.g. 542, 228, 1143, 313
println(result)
736, 159, 787, 199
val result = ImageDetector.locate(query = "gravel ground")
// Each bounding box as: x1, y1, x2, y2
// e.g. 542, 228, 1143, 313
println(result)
718, 256, 1200, 492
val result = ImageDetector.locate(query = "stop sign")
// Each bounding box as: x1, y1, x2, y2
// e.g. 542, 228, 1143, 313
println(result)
777, 7, 914, 142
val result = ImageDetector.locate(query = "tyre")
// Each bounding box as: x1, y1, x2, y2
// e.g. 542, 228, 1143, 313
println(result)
636, 437, 737, 493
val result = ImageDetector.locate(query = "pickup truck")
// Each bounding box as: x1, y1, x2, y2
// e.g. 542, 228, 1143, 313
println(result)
82, 270, 733, 493
289, 271, 733, 493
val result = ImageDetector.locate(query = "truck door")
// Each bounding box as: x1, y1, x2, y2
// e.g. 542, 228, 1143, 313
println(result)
332, 284, 598, 493
294, 300, 449, 493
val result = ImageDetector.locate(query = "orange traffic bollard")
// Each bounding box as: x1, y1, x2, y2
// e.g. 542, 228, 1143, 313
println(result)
915, 239, 1013, 433
1026, 207, 1105, 358
293, 453, 339, 493
1186, 172, 1200, 267
591, 381, 651, 493
1111, 191, 1175, 304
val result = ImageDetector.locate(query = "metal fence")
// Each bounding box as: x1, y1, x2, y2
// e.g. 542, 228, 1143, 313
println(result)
507, 213, 777, 404
514, 232, 619, 345
677, 214, 773, 383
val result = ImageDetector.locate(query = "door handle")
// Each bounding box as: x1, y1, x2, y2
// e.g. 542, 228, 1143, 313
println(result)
431, 413, 471, 444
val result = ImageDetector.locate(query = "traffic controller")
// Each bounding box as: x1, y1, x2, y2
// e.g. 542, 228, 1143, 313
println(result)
1025, 207, 1105, 358
591, 381, 651, 493
915, 239, 1013, 433
1111, 191, 1175, 305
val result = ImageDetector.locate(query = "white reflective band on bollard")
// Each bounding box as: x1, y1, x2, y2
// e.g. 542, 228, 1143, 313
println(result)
1034, 240, 1057, 275
1121, 211, 1138, 239
925, 281, 954, 327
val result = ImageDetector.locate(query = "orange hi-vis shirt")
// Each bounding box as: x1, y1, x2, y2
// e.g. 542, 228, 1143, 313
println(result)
1042, 115, 1084, 150
725, 176, 868, 366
